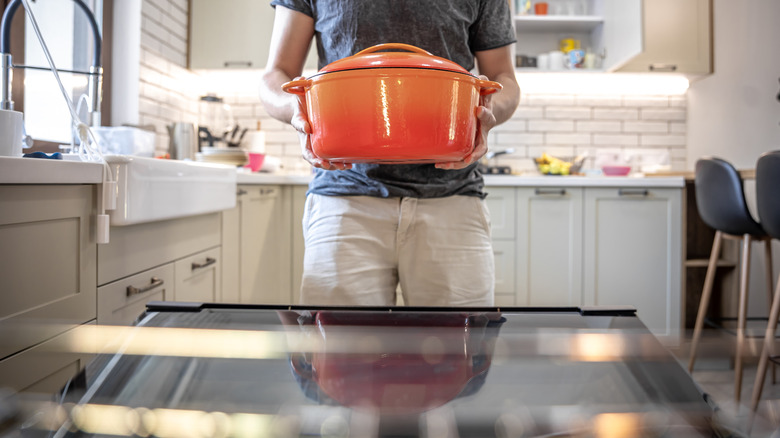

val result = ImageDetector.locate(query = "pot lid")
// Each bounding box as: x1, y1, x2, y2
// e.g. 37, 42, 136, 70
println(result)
317, 43, 473, 76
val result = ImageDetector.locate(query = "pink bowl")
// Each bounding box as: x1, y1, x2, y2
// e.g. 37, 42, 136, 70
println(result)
245, 152, 266, 172
602, 165, 631, 176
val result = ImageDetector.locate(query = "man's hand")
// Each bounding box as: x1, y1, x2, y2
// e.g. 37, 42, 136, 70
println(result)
435, 76, 496, 170
290, 79, 352, 171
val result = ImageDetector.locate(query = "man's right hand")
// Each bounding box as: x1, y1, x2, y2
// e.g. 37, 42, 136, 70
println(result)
290, 80, 351, 171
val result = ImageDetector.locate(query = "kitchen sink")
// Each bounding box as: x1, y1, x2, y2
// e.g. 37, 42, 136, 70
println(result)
105, 155, 236, 226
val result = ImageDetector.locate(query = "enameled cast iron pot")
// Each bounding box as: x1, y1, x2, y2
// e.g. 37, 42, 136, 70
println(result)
282, 43, 503, 164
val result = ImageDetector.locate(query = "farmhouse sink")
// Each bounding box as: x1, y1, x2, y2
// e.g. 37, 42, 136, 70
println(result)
105, 155, 236, 226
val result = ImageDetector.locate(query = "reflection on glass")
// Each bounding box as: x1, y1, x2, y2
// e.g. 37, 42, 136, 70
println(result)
279, 311, 505, 416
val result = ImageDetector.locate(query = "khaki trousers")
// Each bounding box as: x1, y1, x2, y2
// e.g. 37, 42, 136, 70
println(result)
300, 194, 495, 306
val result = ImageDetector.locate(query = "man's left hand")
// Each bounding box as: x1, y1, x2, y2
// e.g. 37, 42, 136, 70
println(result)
435, 76, 496, 170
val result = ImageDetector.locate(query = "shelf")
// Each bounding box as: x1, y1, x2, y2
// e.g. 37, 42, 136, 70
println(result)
514, 15, 604, 32
684, 259, 738, 269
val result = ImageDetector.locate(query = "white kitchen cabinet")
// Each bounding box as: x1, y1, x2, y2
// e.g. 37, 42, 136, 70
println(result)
238, 185, 293, 304
485, 187, 517, 302
291, 185, 307, 304
98, 264, 173, 326
0, 185, 96, 362
174, 247, 222, 302
513, 0, 643, 72
617, 0, 712, 74
190, 0, 317, 70
582, 187, 683, 340
221, 203, 241, 303
515, 187, 584, 306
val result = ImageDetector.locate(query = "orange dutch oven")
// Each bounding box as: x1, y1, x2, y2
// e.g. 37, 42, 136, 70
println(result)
282, 43, 503, 164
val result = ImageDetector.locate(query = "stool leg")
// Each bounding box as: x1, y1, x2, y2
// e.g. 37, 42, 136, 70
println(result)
735, 234, 752, 404
749, 273, 780, 420
689, 231, 723, 373
764, 239, 776, 384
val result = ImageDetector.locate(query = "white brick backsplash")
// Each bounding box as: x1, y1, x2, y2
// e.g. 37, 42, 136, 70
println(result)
670, 122, 687, 134
265, 130, 299, 144
163, 14, 187, 41
592, 134, 639, 146
140, 31, 163, 54
524, 94, 575, 106
593, 108, 639, 120
575, 120, 620, 133
623, 121, 668, 133
669, 96, 687, 108
639, 135, 686, 147
545, 133, 592, 145
640, 108, 686, 121
545, 107, 591, 120
669, 147, 687, 159
576, 95, 622, 107
528, 120, 574, 132
492, 120, 526, 133
528, 146, 575, 158
496, 132, 544, 145
622, 96, 669, 107
512, 106, 544, 119
265, 144, 285, 156
260, 118, 289, 132
138, 97, 160, 117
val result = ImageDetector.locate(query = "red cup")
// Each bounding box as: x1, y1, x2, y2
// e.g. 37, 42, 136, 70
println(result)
534, 2, 548, 15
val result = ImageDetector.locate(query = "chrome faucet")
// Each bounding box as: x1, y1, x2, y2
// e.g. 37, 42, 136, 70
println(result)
0, 0, 103, 126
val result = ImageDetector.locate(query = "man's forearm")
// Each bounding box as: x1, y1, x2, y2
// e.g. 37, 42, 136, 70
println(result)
259, 68, 297, 124
490, 71, 521, 126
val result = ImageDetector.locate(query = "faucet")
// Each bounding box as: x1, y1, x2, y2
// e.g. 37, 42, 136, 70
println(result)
0, 0, 103, 126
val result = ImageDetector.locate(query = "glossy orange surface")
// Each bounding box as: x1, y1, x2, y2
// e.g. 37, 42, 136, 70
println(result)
285, 69, 501, 163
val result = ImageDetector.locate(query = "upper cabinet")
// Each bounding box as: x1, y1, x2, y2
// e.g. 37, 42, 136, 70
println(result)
189, 0, 317, 70
513, 0, 712, 75
616, 0, 712, 75
513, 0, 643, 72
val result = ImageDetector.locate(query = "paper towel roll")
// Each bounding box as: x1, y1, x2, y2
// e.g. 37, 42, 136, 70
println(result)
244, 131, 266, 153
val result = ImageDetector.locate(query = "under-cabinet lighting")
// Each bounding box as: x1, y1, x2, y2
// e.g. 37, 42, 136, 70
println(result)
515, 72, 690, 95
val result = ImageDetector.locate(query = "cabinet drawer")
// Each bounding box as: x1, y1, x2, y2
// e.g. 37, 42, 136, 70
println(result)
174, 247, 221, 302
97, 264, 174, 326
0, 323, 94, 394
485, 187, 516, 240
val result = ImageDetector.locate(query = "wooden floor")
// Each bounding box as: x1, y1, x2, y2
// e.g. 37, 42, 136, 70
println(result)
672, 328, 780, 437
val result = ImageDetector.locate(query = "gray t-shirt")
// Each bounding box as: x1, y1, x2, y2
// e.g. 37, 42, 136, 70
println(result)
271, 0, 515, 199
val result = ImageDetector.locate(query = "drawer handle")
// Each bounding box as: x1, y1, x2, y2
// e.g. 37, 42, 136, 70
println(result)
192, 257, 217, 271
126, 277, 164, 297
618, 189, 649, 197
224, 60, 252, 67
649, 63, 677, 72
237, 188, 248, 196
535, 188, 566, 196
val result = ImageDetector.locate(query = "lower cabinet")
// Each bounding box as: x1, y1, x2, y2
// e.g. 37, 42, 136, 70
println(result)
487, 185, 683, 342
174, 247, 221, 302
98, 264, 173, 326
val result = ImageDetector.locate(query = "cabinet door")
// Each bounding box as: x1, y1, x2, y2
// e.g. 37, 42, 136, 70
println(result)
583, 187, 683, 340
291, 186, 308, 305
485, 187, 516, 240
0, 185, 96, 361
493, 240, 516, 302
174, 247, 221, 303
593, 0, 643, 71
98, 263, 173, 326
617, 0, 712, 74
240, 186, 293, 304
221, 203, 241, 303
190, 0, 317, 70
516, 187, 584, 306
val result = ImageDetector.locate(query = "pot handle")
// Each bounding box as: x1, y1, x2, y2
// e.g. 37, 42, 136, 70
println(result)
354, 43, 433, 56
281, 78, 312, 95
477, 79, 503, 96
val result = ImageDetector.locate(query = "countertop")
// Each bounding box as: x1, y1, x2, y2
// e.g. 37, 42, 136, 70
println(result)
238, 170, 685, 188
0, 156, 104, 184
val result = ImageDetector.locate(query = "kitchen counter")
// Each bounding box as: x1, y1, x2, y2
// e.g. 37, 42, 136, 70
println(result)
0, 156, 104, 184
237, 170, 685, 188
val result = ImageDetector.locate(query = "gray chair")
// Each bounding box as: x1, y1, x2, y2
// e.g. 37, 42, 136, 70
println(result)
688, 157, 774, 403
750, 150, 780, 414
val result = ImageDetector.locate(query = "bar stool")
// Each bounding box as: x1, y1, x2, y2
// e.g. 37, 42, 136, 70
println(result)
688, 157, 774, 404
750, 150, 780, 414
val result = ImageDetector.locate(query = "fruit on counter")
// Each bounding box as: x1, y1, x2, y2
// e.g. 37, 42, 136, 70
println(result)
535, 153, 572, 175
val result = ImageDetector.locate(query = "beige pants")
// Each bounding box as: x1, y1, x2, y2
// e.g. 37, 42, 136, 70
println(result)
300, 194, 495, 306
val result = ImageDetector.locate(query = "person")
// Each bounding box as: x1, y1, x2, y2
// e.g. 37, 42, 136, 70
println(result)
259, 0, 521, 307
